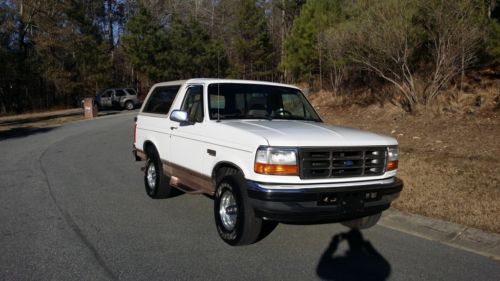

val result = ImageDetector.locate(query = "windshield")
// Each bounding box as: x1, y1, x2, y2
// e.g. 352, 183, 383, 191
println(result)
207, 83, 321, 122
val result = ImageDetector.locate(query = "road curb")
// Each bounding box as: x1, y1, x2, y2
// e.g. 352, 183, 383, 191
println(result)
379, 208, 500, 260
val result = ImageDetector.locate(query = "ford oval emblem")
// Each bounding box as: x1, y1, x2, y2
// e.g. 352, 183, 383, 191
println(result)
343, 160, 354, 166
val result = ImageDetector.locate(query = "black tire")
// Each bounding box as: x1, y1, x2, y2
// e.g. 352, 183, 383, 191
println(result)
214, 172, 263, 246
125, 101, 134, 110
144, 146, 172, 199
341, 213, 382, 229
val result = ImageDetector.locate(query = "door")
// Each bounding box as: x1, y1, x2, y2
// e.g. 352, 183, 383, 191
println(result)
100, 90, 113, 107
168, 85, 211, 193
138, 85, 181, 161
114, 89, 127, 107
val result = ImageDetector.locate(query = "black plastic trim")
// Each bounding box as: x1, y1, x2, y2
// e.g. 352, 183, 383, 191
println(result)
247, 178, 403, 202
254, 205, 390, 223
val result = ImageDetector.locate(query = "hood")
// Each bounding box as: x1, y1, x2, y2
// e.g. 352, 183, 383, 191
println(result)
219, 120, 397, 147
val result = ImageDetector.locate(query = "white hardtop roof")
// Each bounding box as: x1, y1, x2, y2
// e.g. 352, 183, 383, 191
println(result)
151, 78, 301, 90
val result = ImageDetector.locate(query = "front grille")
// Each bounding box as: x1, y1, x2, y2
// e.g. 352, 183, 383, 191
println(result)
299, 147, 387, 179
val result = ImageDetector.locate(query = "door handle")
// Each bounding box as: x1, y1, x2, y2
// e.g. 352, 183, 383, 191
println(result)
170, 126, 178, 130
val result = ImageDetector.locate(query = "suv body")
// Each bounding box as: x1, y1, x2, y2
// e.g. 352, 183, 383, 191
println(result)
133, 79, 403, 245
95, 88, 139, 110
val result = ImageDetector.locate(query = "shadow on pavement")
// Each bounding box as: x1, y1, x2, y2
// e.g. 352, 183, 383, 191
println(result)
97, 109, 123, 116
316, 229, 391, 281
0, 126, 58, 141
164, 187, 185, 199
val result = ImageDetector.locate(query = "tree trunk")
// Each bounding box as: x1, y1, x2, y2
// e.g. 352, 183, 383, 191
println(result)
0, 87, 6, 114
281, 0, 287, 83
318, 37, 322, 90
460, 40, 465, 92
107, 0, 114, 53
488, 0, 497, 19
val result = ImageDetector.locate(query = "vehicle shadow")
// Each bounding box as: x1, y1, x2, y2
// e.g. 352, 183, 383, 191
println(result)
97, 109, 123, 116
316, 229, 391, 281
167, 187, 185, 198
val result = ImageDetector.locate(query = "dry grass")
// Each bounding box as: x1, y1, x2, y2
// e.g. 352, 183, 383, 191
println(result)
0, 108, 127, 137
0, 106, 77, 118
0, 108, 82, 121
313, 97, 500, 233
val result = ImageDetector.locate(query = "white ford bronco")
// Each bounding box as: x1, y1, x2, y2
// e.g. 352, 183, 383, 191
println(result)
133, 79, 403, 246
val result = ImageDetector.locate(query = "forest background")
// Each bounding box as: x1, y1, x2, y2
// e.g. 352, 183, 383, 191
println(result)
1, 0, 499, 114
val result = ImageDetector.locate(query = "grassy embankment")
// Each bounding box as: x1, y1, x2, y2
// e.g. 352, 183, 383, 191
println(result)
311, 76, 500, 233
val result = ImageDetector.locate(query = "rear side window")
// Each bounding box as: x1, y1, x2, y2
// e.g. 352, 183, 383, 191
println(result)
125, 88, 137, 95
115, 89, 126, 97
143, 86, 180, 115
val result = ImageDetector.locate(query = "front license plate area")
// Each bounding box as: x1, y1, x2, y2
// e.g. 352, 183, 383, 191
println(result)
340, 192, 364, 213
318, 192, 365, 213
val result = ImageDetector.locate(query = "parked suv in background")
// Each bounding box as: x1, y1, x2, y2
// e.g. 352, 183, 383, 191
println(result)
94, 88, 140, 110
133, 79, 403, 246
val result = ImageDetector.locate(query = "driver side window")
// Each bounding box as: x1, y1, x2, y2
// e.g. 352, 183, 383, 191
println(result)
181, 85, 204, 123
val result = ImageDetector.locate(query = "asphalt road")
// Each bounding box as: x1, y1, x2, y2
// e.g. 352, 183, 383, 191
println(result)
1, 112, 499, 281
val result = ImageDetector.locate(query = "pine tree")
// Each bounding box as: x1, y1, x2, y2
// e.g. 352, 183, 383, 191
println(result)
488, 19, 500, 63
122, 2, 169, 81
166, 16, 227, 79
28, 0, 116, 103
67, 0, 113, 93
283, 0, 343, 85
231, 0, 273, 80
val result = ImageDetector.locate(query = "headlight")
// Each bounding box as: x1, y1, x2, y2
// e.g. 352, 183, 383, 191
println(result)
386, 146, 399, 171
255, 147, 298, 175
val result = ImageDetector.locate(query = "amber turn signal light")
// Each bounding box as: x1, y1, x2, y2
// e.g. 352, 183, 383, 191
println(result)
254, 163, 298, 175
386, 160, 398, 170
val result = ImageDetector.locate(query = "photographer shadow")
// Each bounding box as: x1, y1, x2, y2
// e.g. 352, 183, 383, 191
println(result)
316, 229, 391, 281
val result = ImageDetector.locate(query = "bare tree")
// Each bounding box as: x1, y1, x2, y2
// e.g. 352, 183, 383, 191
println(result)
323, 26, 350, 95
341, 0, 421, 111
15, 0, 41, 57
328, 0, 486, 111
421, 0, 486, 102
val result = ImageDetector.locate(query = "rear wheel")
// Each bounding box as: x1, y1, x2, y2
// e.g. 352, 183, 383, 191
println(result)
214, 172, 263, 246
125, 101, 134, 110
341, 213, 382, 229
144, 147, 172, 199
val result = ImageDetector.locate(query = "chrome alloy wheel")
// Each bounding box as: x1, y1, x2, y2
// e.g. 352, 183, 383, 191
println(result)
146, 162, 157, 190
219, 190, 238, 231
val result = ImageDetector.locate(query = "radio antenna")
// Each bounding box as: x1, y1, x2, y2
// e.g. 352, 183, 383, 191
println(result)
217, 48, 221, 122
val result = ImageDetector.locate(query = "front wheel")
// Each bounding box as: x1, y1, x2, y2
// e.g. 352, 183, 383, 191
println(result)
341, 213, 382, 229
214, 174, 263, 246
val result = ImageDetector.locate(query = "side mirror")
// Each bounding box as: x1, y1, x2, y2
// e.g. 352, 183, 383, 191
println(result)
170, 110, 188, 123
